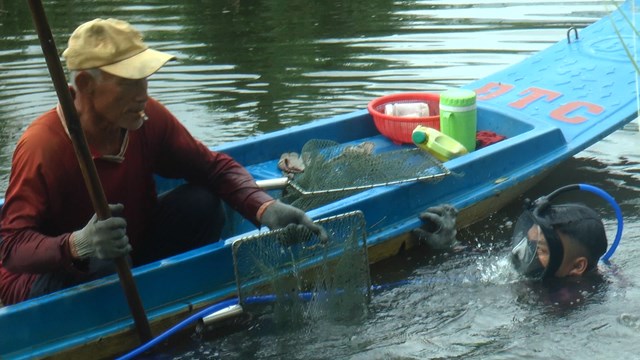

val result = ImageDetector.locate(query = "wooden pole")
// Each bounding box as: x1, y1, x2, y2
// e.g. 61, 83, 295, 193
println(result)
26, 0, 152, 343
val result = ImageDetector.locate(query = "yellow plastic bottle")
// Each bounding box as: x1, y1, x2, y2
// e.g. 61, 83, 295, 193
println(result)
412, 125, 468, 162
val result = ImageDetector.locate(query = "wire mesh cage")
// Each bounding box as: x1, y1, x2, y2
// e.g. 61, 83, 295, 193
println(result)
232, 211, 370, 324
280, 139, 450, 210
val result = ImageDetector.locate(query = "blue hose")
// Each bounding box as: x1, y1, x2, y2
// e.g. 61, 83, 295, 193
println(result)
115, 298, 238, 360
116, 292, 318, 360
577, 184, 623, 261
539, 183, 623, 262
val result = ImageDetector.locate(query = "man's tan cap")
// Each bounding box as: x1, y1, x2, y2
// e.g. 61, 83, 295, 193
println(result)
62, 18, 175, 79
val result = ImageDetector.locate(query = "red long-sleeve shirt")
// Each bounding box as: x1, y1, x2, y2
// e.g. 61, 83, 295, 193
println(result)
0, 97, 273, 305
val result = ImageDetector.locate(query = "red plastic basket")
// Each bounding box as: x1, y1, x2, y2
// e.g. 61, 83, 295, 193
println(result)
367, 92, 440, 144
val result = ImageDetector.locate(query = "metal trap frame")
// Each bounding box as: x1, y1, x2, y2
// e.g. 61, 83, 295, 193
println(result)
231, 211, 371, 317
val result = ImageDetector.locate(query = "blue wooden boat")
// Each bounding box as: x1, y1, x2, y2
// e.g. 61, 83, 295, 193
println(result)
1, 2, 638, 359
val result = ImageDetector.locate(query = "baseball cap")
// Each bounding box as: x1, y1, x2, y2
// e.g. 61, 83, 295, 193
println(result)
62, 18, 175, 79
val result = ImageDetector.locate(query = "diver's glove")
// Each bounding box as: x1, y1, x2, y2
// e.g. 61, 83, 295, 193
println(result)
260, 200, 329, 243
70, 204, 132, 260
413, 204, 458, 249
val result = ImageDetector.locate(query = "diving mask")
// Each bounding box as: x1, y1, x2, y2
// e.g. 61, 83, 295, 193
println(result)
510, 210, 563, 278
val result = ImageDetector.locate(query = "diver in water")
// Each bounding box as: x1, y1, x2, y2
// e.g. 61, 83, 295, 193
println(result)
413, 184, 622, 278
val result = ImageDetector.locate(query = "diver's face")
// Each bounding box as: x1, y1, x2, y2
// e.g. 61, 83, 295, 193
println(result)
528, 224, 550, 268
526, 225, 586, 277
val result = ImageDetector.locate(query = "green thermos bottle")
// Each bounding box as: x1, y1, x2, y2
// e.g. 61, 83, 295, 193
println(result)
439, 89, 477, 152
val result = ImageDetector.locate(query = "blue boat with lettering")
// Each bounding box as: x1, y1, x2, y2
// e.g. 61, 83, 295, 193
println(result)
1, 1, 638, 359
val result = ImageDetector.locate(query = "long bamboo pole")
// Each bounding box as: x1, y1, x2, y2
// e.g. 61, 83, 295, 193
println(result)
26, 0, 152, 343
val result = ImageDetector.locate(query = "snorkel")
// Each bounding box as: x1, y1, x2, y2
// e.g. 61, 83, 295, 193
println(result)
510, 183, 623, 278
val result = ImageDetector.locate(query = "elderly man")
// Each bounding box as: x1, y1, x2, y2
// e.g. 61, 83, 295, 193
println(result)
0, 18, 325, 305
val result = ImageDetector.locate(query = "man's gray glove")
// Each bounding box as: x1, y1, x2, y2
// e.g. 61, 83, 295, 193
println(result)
412, 204, 458, 250
70, 204, 132, 260
260, 200, 329, 243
